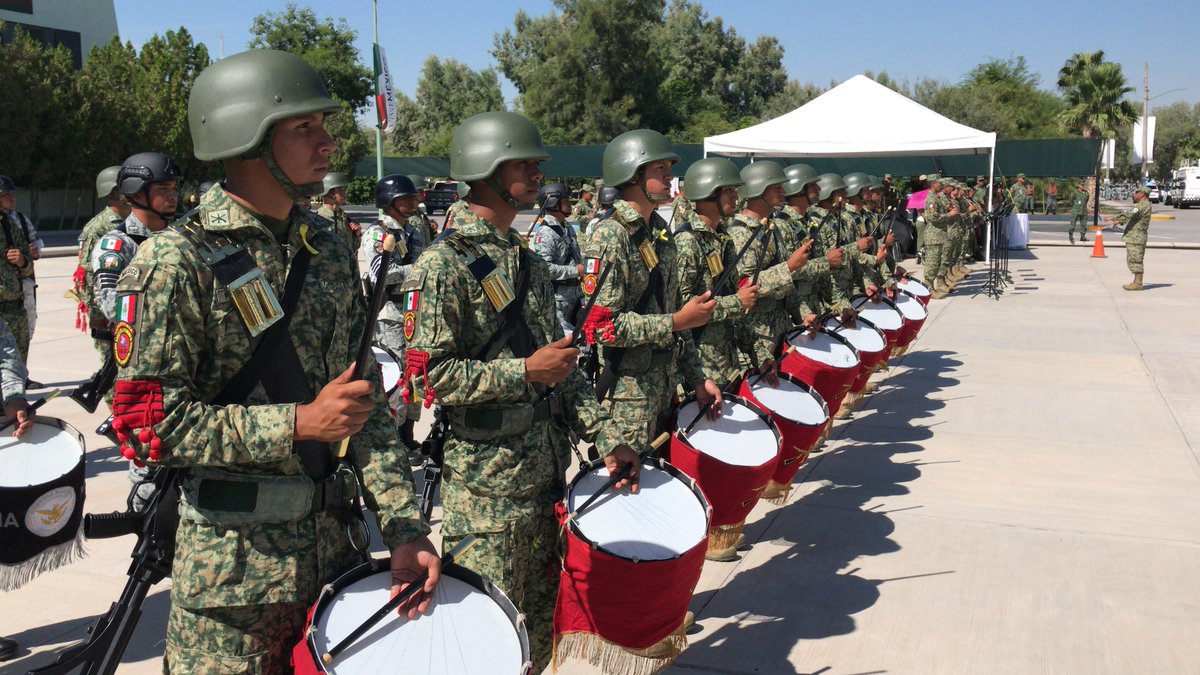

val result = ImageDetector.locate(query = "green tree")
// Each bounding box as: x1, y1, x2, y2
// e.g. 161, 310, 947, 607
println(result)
1056, 51, 1137, 139
757, 80, 824, 121
1149, 101, 1200, 179
78, 37, 144, 175
136, 28, 210, 179
249, 3, 373, 174
406, 56, 505, 156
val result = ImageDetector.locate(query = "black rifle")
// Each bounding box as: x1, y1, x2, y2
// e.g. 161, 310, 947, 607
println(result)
31, 468, 180, 675
710, 218, 772, 297
69, 356, 117, 414
417, 407, 447, 523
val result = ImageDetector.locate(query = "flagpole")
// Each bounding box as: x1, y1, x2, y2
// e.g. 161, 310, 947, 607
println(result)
374, 0, 384, 184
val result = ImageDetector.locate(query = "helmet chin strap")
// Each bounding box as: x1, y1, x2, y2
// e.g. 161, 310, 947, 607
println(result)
484, 174, 534, 210
639, 179, 672, 205
254, 127, 323, 203
126, 193, 176, 225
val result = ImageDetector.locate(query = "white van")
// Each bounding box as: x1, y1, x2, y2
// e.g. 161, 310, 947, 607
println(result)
1171, 167, 1200, 208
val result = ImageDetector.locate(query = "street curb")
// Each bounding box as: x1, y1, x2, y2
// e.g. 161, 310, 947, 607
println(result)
1027, 240, 1200, 250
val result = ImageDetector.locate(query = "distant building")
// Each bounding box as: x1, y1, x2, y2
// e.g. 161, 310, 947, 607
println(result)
0, 0, 118, 68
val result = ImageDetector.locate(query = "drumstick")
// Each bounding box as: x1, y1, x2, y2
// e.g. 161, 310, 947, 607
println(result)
746, 346, 795, 388
678, 400, 715, 438
337, 234, 397, 460
0, 388, 61, 434
322, 534, 480, 666
569, 432, 669, 520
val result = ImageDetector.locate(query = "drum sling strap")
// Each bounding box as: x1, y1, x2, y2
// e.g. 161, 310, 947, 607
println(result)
596, 226, 666, 402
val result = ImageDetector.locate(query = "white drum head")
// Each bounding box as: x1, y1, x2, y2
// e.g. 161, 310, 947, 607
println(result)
898, 277, 930, 295
0, 420, 83, 488
894, 292, 928, 320
852, 298, 903, 331
676, 399, 777, 467
371, 347, 402, 393
824, 319, 886, 354
785, 330, 858, 368
569, 464, 707, 561
313, 572, 525, 674
747, 378, 827, 426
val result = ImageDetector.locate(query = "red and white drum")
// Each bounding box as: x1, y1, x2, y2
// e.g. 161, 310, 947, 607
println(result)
895, 275, 931, 306
823, 316, 889, 394
371, 346, 404, 419
555, 459, 709, 658
891, 290, 927, 351
294, 559, 532, 674
669, 394, 781, 530
779, 328, 860, 417
851, 295, 905, 355
739, 373, 829, 498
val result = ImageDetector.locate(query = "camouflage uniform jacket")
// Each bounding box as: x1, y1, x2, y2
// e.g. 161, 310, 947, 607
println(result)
583, 200, 705, 386
77, 206, 124, 323
0, 314, 26, 404
674, 213, 743, 335
407, 212, 435, 249
114, 185, 427, 608
404, 207, 623, 532
91, 213, 155, 322
727, 212, 802, 365
1071, 189, 1089, 216
923, 190, 952, 228
569, 199, 596, 227
1116, 199, 1151, 241
315, 203, 359, 253
1008, 183, 1026, 210
0, 211, 33, 302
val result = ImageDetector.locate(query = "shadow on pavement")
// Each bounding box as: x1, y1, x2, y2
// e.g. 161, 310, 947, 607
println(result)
85, 444, 130, 481
676, 350, 960, 673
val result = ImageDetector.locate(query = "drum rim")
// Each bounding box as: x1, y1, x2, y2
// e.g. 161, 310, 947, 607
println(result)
895, 289, 929, 318
673, 391, 783, 457
0, 416, 85, 482
305, 558, 532, 672
783, 326, 861, 369
743, 371, 830, 426
897, 276, 931, 294
565, 457, 711, 563
850, 295, 905, 328
822, 316, 887, 353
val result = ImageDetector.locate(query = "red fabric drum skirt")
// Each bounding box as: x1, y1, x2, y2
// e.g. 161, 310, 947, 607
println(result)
895, 275, 932, 306
822, 317, 888, 394
294, 559, 532, 674
892, 290, 928, 349
554, 459, 709, 661
669, 393, 781, 529
851, 295, 905, 355
779, 328, 860, 417
738, 373, 829, 489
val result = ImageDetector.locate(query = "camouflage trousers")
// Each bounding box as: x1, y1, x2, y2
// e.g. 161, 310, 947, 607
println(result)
1, 306, 29, 364
601, 366, 677, 449
694, 323, 742, 389
1069, 213, 1088, 234
923, 225, 948, 282
738, 306, 790, 371
164, 601, 307, 674
1125, 235, 1147, 274
376, 318, 421, 423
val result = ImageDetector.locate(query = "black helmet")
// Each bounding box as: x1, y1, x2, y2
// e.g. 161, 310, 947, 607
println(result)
598, 186, 620, 209
375, 174, 419, 209
118, 152, 182, 196
198, 181, 215, 197
538, 182, 571, 210
0, 176, 16, 194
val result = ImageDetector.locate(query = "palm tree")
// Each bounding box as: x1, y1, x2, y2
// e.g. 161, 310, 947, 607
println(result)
1056, 50, 1107, 92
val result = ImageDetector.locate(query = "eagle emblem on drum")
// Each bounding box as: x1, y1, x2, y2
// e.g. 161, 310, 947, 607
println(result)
26, 487, 77, 537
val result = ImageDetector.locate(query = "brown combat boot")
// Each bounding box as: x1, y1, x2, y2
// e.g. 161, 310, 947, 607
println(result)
931, 279, 950, 299
1122, 273, 1144, 291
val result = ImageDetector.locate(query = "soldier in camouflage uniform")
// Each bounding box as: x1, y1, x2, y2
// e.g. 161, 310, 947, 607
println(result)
1069, 182, 1089, 244
112, 50, 439, 673
812, 174, 864, 311
404, 111, 638, 667
728, 161, 813, 378
582, 129, 722, 451
863, 175, 899, 283
532, 182, 585, 336
780, 164, 834, 316
0, 176, 36, 365
362, 174, 428, 457
922, 174, 955, 299
1114, 186, 1152, 291
75, 165, 131, 355
1009, 173, 1029, 214
842, 173, 890, 293
674, 158, 758, 389
569, 183, 596, 228
316, 172, 361, 253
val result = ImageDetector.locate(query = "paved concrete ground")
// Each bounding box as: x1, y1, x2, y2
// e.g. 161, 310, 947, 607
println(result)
4, 243, 1199, 674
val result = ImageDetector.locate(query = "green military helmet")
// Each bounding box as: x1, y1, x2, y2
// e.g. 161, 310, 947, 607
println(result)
783, 163, 819, 197
322, 172, 350, 196
188, 49, 341, 162
683, 158, 743, 202
602, 129, 679, 188
95, 165, 122, 199
816, 172, 848, 201
842, 172, 871, 198
738, 160, 787, 201
456, 182, 470, 198
867, 174, 884, 189
449, 111, 549, 182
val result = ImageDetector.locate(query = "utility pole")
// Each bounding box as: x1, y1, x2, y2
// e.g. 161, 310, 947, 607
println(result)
1141, 62, 1149, 180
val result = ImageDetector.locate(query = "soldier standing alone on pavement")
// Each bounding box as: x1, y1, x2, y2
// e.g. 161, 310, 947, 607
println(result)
112, 49, 440, 673
1113, 186, 1152, 291
403, 111, 639, 667
0, 176, 36, 367
1069, 182, 1089, 244
532, 182, 585, 336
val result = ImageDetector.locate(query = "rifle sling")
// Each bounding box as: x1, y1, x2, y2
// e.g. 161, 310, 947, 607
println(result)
596, 228, 666, 401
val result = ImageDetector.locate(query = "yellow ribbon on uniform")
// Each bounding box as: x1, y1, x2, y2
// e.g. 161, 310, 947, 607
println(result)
298, 223, 320, 254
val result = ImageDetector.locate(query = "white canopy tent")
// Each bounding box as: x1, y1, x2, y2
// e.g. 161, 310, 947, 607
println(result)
704, 75, 999, 260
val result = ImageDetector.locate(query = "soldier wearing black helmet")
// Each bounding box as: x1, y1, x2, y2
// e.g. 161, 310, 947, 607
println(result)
110, 50, 439, 672
316, 171, 361, 251
585, 184, 620, 236
75, 165, 132, 355
533, 182, 585, 334
0, 176, 35, 366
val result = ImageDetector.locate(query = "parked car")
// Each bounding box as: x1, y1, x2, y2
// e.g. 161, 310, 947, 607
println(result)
423, 180, 461, 214
1146, 182, 1161, 203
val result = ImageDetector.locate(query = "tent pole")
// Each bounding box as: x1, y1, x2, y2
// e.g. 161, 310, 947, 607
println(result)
985, 144, 995, 264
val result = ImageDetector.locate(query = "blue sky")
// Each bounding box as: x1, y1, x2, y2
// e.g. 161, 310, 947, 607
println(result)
114, 0, 1197, 111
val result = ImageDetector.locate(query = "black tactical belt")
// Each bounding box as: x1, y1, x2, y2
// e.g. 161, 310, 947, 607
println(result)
460, 396, 554, 430
193, 470, 357, 515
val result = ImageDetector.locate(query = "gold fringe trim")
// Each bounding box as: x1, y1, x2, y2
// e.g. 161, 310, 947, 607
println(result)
553, 621, 687, 675
708, 522, 744, 553
0, 529, 86, 592
763, 479, 792, 505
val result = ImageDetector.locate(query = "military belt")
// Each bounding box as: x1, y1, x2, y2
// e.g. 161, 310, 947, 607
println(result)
459, 396, 555, 431
694, 320, 735, 344
180, 467, 357, 526
603, 346, 675, 374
